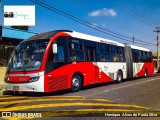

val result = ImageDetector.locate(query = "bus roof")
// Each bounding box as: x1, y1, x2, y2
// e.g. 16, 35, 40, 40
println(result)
65, 31, 125, 47
27, 30, 72, 40
66, 31, 151, 51
130, 45, 150, 52
27, 30, 151, 52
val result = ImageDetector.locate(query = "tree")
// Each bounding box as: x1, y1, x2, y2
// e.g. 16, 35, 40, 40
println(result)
11, 26, 29, 31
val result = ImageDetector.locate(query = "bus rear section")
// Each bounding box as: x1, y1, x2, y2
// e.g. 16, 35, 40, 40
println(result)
125, 44, 154, 78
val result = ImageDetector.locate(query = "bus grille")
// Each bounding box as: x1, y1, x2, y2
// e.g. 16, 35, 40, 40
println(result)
49, 76, 68, 91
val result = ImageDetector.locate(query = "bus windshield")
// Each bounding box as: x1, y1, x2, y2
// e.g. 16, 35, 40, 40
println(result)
7, 39, 49, 72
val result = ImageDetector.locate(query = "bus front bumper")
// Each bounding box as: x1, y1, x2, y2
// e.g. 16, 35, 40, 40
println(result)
4, 80, 44, 92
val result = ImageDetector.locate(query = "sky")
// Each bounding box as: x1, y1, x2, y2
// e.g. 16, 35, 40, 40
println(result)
1, 0, 160, 52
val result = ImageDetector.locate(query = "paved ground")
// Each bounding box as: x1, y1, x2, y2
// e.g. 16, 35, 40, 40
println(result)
0, 73, 160, 119
0, 83, 5, 96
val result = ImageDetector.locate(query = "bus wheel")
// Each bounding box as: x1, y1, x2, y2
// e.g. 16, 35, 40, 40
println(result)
71, 75, 81, 92
117, 71, 123, 83
144, 69, 148, 77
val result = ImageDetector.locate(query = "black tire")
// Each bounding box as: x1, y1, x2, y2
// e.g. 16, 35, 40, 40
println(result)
71, 75, 82, 92
144, 69, 148, 77
116, 71, 123, 83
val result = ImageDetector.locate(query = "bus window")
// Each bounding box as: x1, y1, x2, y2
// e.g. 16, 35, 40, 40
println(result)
116, 47, 120, 62
111, 45, 119, 62
70, 51, 77, 61
85, 46, 96, 62
113, 54, 119, 62
111, 45, 116, 54
116, 47, 119, 54
100, 44, 106, 53
100, 54, 106, 61
99, 43, 110, 62
138, 50, 142, 62
142, 51, 147, 62
68, 41, 83, 50
50, 46, 64, 62
99, 53, 110, 62
68, 38, 84, 61
48, 37, 66, 62
69, 50, 84, 61
146, 52, 150, 62
132, 49, 138, 62
119, 47, 125, 62
57, 46, 64, 61
145, 52, 148, 62
148, 52, 153, 62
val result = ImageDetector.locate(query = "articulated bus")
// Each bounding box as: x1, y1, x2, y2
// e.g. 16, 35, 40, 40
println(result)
4, 30, 154, 93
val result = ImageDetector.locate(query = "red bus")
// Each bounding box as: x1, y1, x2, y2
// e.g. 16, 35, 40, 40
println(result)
4, 30, 154, 92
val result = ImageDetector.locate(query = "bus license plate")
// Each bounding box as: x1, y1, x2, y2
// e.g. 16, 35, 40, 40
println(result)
13, 86, 19, 90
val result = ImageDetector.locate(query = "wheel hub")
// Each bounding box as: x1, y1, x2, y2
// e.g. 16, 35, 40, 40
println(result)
72, 78, 79, 88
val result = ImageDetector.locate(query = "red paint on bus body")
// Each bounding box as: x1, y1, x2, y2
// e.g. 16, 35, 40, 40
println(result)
44, 62, 113, 92
43, 32, 72, 92
136, 61, 154, 77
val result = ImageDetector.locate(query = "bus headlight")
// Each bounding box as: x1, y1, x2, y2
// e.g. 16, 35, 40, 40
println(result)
4, 74, 10, 83
4, 77, 10, 82
29, 76, 40, 82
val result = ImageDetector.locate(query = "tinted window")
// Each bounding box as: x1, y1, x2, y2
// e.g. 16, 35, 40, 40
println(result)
142, 51, 146, 62
148, 52, 153, 62
48, 37, 67, 62
111, 45, 117, 54
100, 44, 109, 53
119, 47, 125, 62
8, 39, 49, 72
132, 49, 138, 62
54, 46, 65, 61
68, 38, 83, 50
138, 51, 142, 62
100, 53, 110, 62
69, 50, 84, 61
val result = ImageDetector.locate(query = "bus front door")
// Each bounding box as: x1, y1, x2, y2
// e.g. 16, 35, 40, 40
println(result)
85, 46, 98, 83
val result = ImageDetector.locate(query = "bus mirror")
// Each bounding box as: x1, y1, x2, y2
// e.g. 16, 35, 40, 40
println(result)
52, 43, 57, 54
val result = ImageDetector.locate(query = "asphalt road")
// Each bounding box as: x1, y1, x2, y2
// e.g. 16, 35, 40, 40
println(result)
0, 73, 160, 119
